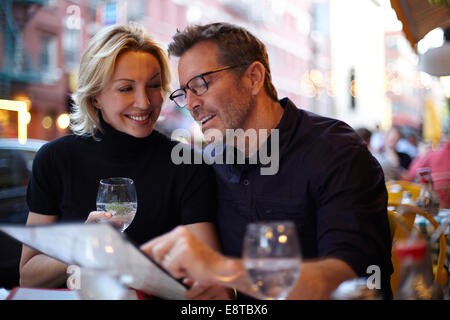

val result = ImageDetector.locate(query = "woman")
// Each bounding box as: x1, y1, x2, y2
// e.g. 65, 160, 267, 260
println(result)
20, 24, 225, 298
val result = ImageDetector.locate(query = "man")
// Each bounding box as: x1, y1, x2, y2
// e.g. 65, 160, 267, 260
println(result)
142, 23, 393, 299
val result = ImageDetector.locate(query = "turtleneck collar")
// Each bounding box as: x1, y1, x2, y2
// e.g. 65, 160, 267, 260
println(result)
93, 115, 157, 157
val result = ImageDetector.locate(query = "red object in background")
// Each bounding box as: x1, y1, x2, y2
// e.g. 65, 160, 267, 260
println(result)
408, 141, 450, 208
393, 239, 427, 261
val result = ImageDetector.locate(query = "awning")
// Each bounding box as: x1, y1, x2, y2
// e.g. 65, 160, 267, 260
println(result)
390, 0, 450, 50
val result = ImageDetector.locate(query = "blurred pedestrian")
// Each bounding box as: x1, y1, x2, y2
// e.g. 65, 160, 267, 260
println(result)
355, 127, 373, 152
407, 132, 450, 208
20, 23, 229, 299
397, 131, 419, 160
374, 126, 411, 181
370, 124, 384, 153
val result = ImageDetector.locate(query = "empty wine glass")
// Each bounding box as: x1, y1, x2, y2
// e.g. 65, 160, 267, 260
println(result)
96, 177, 137, 232
242, 221, 302, 300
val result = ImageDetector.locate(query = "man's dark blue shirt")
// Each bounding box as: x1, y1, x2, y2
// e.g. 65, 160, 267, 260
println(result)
212, 97, 393, 298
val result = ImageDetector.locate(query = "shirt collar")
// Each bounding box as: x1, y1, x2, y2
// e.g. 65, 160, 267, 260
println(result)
273, 97, 301, 159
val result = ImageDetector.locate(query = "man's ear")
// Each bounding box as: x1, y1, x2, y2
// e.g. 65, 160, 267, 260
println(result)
244, 61, 265, 96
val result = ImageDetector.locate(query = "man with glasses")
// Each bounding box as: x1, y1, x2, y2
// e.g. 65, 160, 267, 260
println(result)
142, 23, 393, 300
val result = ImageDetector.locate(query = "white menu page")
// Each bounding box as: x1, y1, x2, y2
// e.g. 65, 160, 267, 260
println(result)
0, 223, 187, 300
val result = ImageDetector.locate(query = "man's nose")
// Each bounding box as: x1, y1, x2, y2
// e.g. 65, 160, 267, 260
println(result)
185, 90, 200, 112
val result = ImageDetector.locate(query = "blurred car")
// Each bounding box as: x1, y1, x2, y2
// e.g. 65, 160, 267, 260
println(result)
0, 138, 46, 223
0, 138, 46, 289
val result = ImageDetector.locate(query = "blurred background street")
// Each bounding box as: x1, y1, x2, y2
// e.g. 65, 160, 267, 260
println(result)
0, 0, 448, 143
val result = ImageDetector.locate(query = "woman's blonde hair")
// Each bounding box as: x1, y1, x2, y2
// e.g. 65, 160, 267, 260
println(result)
70, 23, 171, 137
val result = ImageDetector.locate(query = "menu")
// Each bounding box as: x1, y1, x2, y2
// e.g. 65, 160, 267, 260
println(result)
0, 223, 187, 300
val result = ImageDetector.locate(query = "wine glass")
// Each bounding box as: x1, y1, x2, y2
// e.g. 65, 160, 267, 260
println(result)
70, 229, 134, 300
242, 221, 302, 300
96, 177, 137, 232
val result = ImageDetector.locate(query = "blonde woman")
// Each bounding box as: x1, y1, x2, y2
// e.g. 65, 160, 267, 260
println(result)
20, 24, 227, 299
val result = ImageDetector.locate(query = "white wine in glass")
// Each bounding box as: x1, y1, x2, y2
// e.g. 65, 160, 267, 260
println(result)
96, 177, 137, 232
242, 221, 302, 300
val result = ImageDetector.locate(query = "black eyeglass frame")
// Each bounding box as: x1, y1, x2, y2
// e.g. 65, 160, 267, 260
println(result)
169, 64, 245, 108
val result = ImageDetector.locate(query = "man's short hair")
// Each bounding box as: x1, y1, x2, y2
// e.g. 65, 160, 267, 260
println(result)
168, 22, 278, 102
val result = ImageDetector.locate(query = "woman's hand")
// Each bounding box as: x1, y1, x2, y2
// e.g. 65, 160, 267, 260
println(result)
85, 211, 112, 224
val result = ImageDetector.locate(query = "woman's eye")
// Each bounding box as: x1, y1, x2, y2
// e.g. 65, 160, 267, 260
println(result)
147, 83, 161, 89
118, 86, 132, 92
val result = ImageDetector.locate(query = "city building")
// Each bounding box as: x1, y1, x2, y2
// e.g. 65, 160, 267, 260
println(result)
1, 0, 332, 142
2, 0, 443, 144
328, 0, 389, 130
0, 0, 97, 141
385, 30, 424, 131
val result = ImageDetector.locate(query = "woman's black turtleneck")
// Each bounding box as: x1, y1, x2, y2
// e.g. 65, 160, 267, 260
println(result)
27, 120, 217, 245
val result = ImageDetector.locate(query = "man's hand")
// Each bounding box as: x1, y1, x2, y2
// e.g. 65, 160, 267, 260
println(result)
140, 226, 235, 299
183, 278, 234, 300
286, 258, 357, 299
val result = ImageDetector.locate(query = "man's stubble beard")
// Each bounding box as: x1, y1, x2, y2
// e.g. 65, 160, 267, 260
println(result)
222, 85, 255, 132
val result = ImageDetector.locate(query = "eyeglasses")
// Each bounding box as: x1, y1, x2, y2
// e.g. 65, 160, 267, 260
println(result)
169, 65, 243, 108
